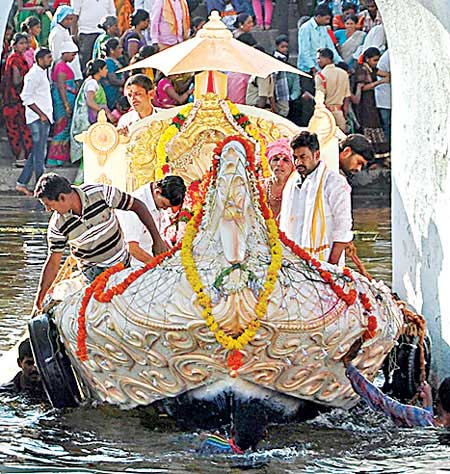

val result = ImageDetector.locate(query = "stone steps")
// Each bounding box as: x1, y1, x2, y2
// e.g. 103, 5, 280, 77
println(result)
251, 28, 299, 56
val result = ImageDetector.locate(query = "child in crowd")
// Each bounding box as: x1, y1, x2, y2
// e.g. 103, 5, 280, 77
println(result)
21, 16, 42, 67
221, 0, 238, 30
129, 45, 157, 82
110, 96, 131, 124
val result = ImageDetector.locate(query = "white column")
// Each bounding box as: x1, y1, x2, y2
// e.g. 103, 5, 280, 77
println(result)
377, 0, 450, 375
0, 0, 14, 58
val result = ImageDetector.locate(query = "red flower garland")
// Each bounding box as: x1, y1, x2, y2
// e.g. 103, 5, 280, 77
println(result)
278, 231, 358, 306
360, 292, 378, 340
76, 245, 181, 361
227, 350, 244, 370
212, 136, 377, 338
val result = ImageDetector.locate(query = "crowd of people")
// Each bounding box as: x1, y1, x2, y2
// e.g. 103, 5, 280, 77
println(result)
297, 1, 390, 164
0, 0, 391, 195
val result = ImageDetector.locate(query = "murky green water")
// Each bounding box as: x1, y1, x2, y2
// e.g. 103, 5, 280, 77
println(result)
1, 195, 449, 473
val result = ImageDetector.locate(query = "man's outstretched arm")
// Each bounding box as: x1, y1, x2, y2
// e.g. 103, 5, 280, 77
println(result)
130, 198, 169, 255
32, 252, 63, 315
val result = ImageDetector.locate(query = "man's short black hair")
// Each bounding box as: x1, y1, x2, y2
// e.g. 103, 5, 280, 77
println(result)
291, 131, 320, 153
339, 134, 374, 162
35, 47, 51, 62
18, 339, 33, 361
343, 1, 357, 12
34, 173, 72, 201
156, 175, 186, 207
336, 61, 351, 73
314, 4, 332, 17
125, 74, 154, 91
275, 34, 289, 46
439, 377, 450, 413
317, 47, 334, 61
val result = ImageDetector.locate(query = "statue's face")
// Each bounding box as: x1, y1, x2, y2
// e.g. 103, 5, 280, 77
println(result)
215, 144, 251, 264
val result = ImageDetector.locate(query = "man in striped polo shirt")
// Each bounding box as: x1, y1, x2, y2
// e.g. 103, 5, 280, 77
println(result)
31, 173, 169, 314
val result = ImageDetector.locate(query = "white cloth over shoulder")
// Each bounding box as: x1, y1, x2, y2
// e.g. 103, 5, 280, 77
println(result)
353, 24, 387, 61
116, 183, 170, 265
279, 161, 353, 265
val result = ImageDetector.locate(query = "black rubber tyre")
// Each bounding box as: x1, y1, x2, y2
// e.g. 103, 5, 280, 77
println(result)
386, 333, 432, 402
28, 313, 81, 408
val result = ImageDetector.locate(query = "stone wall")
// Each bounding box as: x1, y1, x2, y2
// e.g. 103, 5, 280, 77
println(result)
0, 0, 13, 58
378, 0, 450, 375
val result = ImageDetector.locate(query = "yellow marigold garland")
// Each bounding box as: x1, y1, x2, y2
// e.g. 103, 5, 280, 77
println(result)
180, 136, 282, 351
156, 100, 270, 181
155, 104, 193, 179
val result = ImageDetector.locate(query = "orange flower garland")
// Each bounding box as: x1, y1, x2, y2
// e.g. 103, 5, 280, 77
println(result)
76, 245, 180, 361
277, 230, 377, 338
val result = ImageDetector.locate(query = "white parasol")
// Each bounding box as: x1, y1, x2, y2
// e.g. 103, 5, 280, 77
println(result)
119, 11, 309, 78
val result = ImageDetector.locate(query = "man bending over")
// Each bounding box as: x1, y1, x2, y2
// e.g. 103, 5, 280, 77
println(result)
32, 173, 169, 314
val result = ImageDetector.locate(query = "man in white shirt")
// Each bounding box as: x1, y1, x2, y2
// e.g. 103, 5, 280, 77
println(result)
16, 49, 54, 196
375, 49, 391, 144
117, 175, 186, 264
118, 74, 156, 134
279, 131, 353, 265
71, 0, 116, 74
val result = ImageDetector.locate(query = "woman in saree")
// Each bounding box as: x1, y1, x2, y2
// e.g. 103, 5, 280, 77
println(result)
335, 14, 366, 68
48, 6, 82, 81
101, 38, 125, 110
47, 42, 79, 167
21, 16, 41, 67
70, 59, 113, 183
120, 10, 150, 62
265, 138, 294, 221
1, 33, 33, 168
92, 16, 120, 60
352, 47, 389, 163
153, 74, 193, 109
16, 0, 51, 46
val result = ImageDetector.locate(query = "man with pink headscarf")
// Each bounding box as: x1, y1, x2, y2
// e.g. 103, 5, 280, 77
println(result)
265, 138, 294, 221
